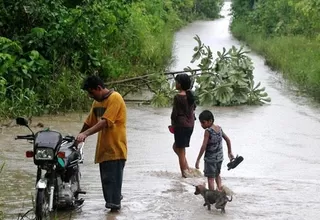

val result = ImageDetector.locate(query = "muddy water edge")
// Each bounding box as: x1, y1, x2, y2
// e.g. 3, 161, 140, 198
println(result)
1, 2, 320, 220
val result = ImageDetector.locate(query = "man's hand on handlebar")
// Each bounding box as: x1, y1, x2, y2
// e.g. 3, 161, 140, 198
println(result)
76, 133, 87, 143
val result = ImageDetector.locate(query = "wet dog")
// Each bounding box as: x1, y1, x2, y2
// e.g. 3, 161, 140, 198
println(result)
194, 184, 232, 213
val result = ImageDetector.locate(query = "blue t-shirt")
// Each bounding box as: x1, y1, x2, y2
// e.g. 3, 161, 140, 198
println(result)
204, 127, 224, 163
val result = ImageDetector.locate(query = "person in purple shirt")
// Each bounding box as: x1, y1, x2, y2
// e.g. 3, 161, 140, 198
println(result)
170, 73, 196, 178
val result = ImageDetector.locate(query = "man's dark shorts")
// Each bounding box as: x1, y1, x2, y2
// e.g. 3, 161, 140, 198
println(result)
174, 127, 193, 148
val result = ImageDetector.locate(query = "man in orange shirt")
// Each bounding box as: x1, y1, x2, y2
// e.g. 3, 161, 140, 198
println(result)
76, 75, 127, 212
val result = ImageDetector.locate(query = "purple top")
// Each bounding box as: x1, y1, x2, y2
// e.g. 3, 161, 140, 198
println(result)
171, 94, 195, 128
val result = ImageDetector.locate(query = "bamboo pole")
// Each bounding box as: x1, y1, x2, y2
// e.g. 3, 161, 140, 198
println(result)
106, 68, 206, 85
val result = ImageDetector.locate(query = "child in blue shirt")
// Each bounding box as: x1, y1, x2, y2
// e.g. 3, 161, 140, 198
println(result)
195, 110, 234, 191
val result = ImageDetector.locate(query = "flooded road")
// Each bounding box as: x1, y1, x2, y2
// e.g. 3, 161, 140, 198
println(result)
1, 2, 320, 220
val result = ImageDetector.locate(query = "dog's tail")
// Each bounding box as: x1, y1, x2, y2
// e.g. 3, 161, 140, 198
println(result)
227, 195, 233, 202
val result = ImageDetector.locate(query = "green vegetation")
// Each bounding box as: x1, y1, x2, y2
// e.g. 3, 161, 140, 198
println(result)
230, 0, 320, 100
192, 36, 270, 106
131, 36, 270, 107
0, 0, 224, 119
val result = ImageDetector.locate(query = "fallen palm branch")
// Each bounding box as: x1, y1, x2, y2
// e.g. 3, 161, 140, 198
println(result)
108, 35, 271, 107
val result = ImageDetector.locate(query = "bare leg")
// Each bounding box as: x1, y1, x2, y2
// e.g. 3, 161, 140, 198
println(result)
208, 177, 215, 190
173, 143, 178, 154
173, 143, 189, 177
184, 151, 189, 170
178, 148, 188, 177
215, 175, 222, 191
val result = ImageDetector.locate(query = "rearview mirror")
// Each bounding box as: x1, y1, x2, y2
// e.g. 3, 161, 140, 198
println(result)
16, 117, 29, 126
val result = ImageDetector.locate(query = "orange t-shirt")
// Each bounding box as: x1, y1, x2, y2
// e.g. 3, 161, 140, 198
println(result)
85, 92, 127, 163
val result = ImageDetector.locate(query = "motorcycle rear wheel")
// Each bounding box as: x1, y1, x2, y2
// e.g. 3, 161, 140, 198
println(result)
35, 189, 50, 220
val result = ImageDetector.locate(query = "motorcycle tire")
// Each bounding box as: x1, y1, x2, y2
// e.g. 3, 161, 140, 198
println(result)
71, 166, 81, 200
35, 189, 50, 220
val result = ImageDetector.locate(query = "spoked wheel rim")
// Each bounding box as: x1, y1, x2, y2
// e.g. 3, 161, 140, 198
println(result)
35, 189, 50, 220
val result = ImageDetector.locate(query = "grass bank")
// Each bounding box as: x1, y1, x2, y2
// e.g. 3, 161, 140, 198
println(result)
231, 20, 320, 100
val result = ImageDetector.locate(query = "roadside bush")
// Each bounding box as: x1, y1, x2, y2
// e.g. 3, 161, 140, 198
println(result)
195, 0, 224, 19
230, 0, 320, 100
231, 0, 320, 38
0, 0, 224, 118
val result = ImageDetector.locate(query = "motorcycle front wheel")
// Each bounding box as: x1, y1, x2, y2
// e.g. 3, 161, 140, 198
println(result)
35, 189, 50, 220
71, 165, 81, 199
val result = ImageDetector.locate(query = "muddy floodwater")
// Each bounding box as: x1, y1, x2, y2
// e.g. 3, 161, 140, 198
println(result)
1, 2, 320, 220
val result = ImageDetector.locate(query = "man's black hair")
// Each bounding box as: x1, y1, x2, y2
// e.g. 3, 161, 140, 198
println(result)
82, 75, 106, 91
199, 110, 214, 122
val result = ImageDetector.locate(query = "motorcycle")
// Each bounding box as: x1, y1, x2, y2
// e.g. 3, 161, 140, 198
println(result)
15, 117, 86, 219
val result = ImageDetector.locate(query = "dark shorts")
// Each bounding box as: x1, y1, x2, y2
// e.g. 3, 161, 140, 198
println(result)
204, 161, 222, 178
174, 127, 193, 148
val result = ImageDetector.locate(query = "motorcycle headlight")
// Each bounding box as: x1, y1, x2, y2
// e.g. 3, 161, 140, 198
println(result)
35, 148, 54, 160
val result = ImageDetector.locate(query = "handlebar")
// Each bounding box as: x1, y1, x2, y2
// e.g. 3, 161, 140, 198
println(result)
15, 135, 34, 141
16, 135, 75, 142
63, 135, 75, 142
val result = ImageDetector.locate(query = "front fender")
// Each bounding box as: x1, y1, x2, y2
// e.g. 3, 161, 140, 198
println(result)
36, 178, 47, 189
